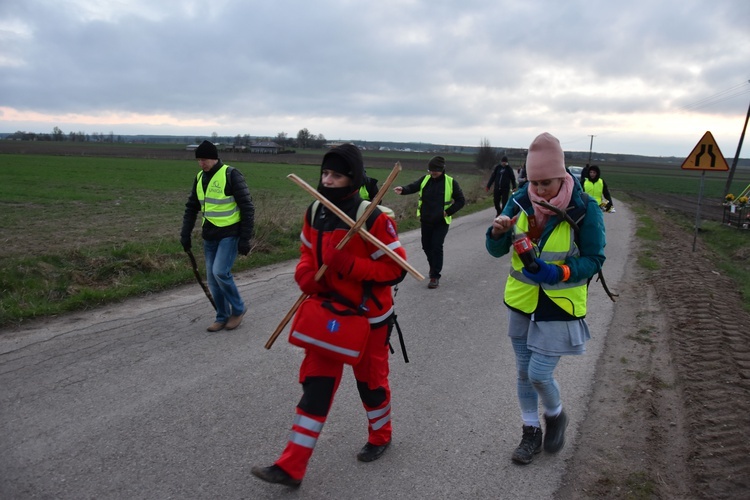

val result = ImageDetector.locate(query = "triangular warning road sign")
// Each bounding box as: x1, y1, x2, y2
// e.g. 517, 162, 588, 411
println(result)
681, 131, 729, 171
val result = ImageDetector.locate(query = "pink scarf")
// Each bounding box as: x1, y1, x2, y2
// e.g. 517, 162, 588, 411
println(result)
527, 175, 574, 229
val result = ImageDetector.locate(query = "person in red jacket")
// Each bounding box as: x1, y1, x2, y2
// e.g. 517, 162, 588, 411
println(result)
251, 144, 407, 488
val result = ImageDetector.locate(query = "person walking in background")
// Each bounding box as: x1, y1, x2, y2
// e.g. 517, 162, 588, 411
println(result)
580, 164, 590, 187
180, 140, 255, 332
583, 165, 614, 212
517, 163, 528, 189
251, 144, 406, 488
393, 156, 465, 289
360, 170, 379, 200
485, 132, 605, 465
486, 155, 517, 216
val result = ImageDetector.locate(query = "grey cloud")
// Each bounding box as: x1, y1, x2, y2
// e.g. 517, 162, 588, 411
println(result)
1, 0, 748, 156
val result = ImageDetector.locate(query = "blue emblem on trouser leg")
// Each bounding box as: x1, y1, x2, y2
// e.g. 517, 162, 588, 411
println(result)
327, 319, 340, 333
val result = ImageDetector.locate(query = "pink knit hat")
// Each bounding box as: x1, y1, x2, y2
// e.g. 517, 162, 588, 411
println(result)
525, 132, 566, 181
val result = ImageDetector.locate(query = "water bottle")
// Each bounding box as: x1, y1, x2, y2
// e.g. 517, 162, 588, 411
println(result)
512, 231, 539, 273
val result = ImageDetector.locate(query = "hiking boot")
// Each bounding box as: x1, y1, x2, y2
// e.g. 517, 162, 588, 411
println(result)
225, 310, 246, 330
206, 322, 225, 332
356, 441, 390, 462
544, 409, 568, 453
511, 425, 543, 465
250, 465, 301, 488
428, 278, 439, 289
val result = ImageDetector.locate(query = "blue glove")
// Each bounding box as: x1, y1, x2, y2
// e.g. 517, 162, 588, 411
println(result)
522, 258, 561, 285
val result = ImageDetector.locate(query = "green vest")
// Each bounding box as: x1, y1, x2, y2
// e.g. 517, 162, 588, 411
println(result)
196, 165, 241, 227
418, 174, 454, 224
583, 179, 604, 205
504, 211, 589, 317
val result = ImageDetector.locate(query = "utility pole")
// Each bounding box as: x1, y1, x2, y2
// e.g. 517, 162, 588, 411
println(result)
723, 80, 750, 198
587, 135, 596, 165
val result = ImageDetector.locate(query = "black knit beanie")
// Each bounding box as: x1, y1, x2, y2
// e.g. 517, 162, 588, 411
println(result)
321, 144, 364, 189
501, 155, 508, 162
428, 156, 446, 172
195, 140, 219, 159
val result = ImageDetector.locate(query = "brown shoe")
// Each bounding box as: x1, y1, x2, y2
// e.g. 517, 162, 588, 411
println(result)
225, 310, 246, 330
428, 278, 439, 289
206, 322, 225, 332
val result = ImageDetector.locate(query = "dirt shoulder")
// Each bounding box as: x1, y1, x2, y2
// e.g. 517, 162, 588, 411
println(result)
557, 199, 750, 499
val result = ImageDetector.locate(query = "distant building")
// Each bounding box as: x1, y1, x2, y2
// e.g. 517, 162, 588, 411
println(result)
249, 141, 281, 154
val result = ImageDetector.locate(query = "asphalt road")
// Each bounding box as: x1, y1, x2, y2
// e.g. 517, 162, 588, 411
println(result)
0, 203, 632, 500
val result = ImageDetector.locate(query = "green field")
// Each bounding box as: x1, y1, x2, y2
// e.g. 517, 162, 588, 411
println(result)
1, 148, 749, 326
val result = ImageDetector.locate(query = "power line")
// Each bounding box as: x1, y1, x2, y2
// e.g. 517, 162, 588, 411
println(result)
679, 80, 750, 112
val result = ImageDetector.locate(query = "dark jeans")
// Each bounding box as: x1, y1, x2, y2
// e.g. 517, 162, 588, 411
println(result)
420, 220, 450, 279
493, 189, 511, 216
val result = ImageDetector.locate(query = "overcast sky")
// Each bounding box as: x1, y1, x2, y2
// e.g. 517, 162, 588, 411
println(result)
1, 0, 749, 157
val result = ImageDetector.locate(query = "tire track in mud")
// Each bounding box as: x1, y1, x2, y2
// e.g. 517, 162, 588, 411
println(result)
649, 208, 750, 499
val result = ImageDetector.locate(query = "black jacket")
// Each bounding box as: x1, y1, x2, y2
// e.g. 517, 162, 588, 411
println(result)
181, 161, 255, 243
486, 163, 517, 192
400, 173, 466, 225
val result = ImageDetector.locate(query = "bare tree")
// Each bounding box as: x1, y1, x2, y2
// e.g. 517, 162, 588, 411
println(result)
297, 128, 311, 148
475, 137, 500, 171
275, 131, 288, 146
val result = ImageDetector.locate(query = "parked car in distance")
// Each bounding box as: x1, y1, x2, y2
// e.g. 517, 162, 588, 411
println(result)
567, 165, 583, 178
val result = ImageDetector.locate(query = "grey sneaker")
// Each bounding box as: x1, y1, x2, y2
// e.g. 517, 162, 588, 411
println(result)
511, 425, 543, 465
544, 410, 568, 453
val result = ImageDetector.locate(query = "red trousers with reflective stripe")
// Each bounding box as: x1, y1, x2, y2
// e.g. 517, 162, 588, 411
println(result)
275, 324, 391, 480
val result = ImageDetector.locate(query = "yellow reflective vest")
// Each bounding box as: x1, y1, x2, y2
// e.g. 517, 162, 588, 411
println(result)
583, 179, 604, 205
418, 174, 454, 224
504, 211, 589, 317
196, 165, 241, 227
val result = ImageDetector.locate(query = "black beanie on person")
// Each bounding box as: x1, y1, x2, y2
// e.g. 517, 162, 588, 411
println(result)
428, 156, 446, 172
321, 143, 364, 189
195, 140, 219, 159
501, 155, 508, 162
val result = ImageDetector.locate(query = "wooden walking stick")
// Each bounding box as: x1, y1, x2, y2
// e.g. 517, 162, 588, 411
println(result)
287, 174, 423, 279
265, 163, 416, 349
186, 249, 217, 310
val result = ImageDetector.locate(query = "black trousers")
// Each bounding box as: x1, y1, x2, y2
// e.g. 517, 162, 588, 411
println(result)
493, 188, 511, 216
420, 220, 450, 279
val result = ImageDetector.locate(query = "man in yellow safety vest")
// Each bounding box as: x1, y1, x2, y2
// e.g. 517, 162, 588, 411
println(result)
180, 140, 255, 332
393, 156, 465, 289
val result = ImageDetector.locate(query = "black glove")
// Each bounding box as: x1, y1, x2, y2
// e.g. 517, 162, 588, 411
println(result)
238, 239, 251, 256
180, 235, 191, 252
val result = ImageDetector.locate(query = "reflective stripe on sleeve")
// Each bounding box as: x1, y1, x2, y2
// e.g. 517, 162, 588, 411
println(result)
367, 305, 394, 325
370, 240, 403, 260
300, 232, 312, 249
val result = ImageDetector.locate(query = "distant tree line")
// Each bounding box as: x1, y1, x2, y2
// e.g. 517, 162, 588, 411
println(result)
7, 127, 123, 143
6, 126, 329, 149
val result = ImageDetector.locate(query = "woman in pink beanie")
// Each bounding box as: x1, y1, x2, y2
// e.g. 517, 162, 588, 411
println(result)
485, 132, 606, 465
